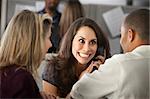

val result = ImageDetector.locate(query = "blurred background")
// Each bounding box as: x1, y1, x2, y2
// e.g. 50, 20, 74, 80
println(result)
0, 0, 149, 55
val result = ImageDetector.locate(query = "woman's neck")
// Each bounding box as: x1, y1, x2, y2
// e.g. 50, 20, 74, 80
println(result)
75, 63, 87, 78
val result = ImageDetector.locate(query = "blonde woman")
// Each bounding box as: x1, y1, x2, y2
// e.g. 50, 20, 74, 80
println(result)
0, 10, 53, 98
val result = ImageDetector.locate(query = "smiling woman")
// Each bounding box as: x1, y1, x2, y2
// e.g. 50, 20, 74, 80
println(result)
40, 17, 111, 98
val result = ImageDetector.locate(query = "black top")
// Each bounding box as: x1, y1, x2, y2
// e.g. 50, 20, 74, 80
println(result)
42, 55, 78, 97
38, 9, 61, 53
0, 65, 42, 98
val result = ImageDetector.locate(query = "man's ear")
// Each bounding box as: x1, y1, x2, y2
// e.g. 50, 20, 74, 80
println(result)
127, 28, 135, 42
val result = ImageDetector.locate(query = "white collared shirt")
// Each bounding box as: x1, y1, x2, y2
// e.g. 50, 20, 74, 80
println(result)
70, 45, 150, 99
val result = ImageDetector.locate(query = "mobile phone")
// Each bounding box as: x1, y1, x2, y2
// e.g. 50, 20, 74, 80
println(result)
91, 47, 105, 72
91, 66, 98, 73
93, 47, 105, 61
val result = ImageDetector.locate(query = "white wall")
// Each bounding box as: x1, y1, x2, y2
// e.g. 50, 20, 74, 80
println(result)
79, 0, 126, 5
1, 0, 148, 55
1, 0, 7, 36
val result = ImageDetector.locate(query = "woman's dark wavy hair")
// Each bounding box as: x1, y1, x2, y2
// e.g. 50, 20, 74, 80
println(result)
56, 17, 111, 95
59, 17, 110, 60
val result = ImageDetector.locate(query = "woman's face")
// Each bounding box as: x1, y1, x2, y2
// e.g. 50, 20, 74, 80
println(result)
44, 29, 52, 54
72, 26, 98, 65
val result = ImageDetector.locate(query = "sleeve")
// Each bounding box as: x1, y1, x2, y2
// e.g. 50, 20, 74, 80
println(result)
14, 70, 42, 98
70, 56, 121, 99
42, 60, 59, 87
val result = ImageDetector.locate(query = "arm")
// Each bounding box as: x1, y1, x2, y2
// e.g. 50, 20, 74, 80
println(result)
40, 91, 57, 99
42, 80, 58, 97
70, 56, 121, 99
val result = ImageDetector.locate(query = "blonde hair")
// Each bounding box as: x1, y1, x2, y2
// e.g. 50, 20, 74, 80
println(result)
0, 10, 52, 75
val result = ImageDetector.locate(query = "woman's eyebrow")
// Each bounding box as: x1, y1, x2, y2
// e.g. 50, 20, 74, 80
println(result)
78, 36, 97, 40
78, 36, 85, 39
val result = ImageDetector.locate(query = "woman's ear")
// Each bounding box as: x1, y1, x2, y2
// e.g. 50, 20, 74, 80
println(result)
127, 28, 135, 42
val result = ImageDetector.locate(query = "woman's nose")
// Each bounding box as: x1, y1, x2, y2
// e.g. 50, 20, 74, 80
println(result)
83, 43, 91, 52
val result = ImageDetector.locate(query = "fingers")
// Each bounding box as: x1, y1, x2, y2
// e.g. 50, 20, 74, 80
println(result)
40, 91, 47, 99
94, 55, 105, 64
92, 61, 101, 68
79, 56, 106, 78
88, 56, 105, 73
48, 95, 56, 99
86, 61, 96, 72
85, 61, 100, 73
40, 91, 56, 99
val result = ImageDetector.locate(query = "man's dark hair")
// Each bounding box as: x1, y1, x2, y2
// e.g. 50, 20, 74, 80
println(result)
124, 9, 149, 40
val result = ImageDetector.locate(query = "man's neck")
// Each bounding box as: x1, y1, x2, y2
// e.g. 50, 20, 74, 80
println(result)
128, 39, 149, 53
45, 8, 56, 16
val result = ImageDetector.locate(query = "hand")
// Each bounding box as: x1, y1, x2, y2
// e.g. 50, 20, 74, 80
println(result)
65, 93, 74, 99
40, 91, 56, 99
79, 55, 105, 79
93, 55, 105, 65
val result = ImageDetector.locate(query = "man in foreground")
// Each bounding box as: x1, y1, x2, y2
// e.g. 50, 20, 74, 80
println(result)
70, 9, 150, 99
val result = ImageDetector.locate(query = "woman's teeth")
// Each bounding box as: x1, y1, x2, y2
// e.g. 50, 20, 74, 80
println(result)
79, 53, 89, 58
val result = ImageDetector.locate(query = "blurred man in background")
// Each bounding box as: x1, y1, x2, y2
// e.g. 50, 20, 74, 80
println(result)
38, 0, 61, 53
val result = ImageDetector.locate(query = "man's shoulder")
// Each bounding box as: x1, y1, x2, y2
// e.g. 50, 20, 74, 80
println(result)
105, 53, 135, 64
110, 53, 126, 60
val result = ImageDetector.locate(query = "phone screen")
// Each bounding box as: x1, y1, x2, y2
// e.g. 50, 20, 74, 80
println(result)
90, 47, 105, 72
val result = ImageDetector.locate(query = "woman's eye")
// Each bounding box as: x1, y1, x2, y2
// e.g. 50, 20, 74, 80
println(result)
90, 40, 97, 45
79, 39, 85, 43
